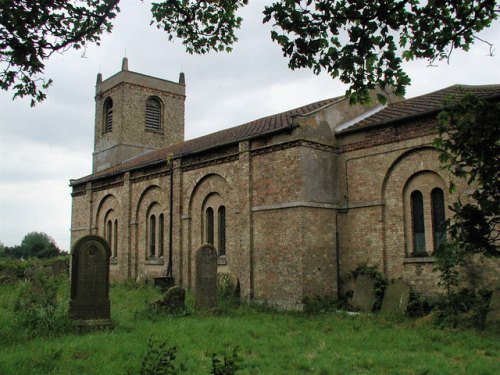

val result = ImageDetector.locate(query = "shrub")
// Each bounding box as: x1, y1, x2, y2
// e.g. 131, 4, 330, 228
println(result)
211, 347, 243, 375
138, 337, 178, 375
14, 272, 71, 337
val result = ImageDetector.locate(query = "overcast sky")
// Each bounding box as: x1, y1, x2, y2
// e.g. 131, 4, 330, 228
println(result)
1, 0, 499, 251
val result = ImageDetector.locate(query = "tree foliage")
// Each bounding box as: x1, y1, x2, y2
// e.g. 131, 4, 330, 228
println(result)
0, 0, 120, 106
0, 232, 62, 259
1, 0, 498, 105
434, 94, 500, 257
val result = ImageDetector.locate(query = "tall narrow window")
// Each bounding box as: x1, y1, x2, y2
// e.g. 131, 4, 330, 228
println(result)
149, 215, 156, 257
431, 188, 446, 251
113, 219, 118, 258
159, 214, 164, 257
104, 97, 113, 133
411, 190, 426, 255
106, 220, 112, 250
145, 97, 161, 131
206, 207, 214, 245
218, 206, 226, 256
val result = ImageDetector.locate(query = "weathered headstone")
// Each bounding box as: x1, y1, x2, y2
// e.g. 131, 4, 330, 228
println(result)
0, 266, 18, 284
381, 279, 411, 315
351, 274, 376, 312
217, 272, 239, 297
69, 235, 112, 329
484, 289, 500, 334
195, 244, 217, 310
52, 259, 69, 278
156, 286, 186, 312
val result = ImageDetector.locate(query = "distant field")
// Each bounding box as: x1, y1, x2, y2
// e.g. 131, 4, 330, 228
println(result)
0, 282, 498, 375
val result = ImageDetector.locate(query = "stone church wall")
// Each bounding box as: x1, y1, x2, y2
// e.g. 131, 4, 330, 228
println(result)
337, 118, 499, 294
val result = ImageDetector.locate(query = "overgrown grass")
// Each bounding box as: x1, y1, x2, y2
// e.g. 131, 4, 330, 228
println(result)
0, 281, 498, 374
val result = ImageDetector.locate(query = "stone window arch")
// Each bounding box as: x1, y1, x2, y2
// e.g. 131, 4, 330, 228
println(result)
103, 208, 118, 258
403, 171, 447, 257
103, 97, 113, 133
145, 201, 164, 259
145, 96, 162, 132
202, 194, 227, 258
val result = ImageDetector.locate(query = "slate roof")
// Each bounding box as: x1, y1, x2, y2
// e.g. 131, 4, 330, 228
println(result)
71, 96, 342, 185
340, 84, 500, 134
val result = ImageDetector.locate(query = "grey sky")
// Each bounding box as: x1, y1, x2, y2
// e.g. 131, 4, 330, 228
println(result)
1, 0, 499, 250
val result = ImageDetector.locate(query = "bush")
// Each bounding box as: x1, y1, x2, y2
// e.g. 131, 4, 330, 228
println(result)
433, 288, 492, 329
138, 337, 179, 375
406, 291, 433, 318
211, 347, 243, 375
14, 272, 71, 337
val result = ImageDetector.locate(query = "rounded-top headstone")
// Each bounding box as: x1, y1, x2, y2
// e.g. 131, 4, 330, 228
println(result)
195, 244, 218, 310
69, 235, 112, 326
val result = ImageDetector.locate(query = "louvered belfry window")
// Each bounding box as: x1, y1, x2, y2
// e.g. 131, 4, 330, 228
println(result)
104, 97, 113, 133
145, 97, 162, 131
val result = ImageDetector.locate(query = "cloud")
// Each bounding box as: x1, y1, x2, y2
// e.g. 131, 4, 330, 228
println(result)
0, 0, 499, 251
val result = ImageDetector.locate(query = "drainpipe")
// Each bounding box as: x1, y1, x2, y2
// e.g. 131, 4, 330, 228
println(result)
166, 161, 174, 279
335, 208, 347, 298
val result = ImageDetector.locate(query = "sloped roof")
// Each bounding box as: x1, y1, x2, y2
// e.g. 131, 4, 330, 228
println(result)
71, 97, 342, 185
340, 84, 500, 134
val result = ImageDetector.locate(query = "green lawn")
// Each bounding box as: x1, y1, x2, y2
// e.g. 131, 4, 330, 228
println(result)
0, 282, 498, 375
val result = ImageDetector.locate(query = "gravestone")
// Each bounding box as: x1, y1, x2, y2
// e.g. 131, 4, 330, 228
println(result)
351, 274, 376, 312
0, 266, 18, 284
69, 235, 113, 329
52, 259, 69, 278
156, 286, 186, 313
381, 279, 411, 315
484, 289, 500, 334
195, 244, 218, 310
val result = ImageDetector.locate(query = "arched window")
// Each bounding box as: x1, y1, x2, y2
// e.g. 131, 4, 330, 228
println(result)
104, 97, 113, 133
218, 206, 226, 256
113, 219, 118, 258
206, 207, 214, 245
149, 215, 156, 257
145, 97, 162, 131
159, 214, 164, 257
411, 190, 426, 255
431, 188, 446, 251
106, 219, 112, 250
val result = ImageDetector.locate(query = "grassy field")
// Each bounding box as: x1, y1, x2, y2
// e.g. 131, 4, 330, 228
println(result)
0, 281, 498, 375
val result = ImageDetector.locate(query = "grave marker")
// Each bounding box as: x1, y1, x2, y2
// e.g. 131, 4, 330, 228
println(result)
69, 235, 113, 329
381, 279, 410, 315
351, 274, 376, 312
195, 244, 217, 310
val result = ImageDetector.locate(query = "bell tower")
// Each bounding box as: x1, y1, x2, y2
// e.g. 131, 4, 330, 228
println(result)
93, 58, 185, 172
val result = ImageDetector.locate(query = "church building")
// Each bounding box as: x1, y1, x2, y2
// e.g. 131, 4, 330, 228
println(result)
70, 59, 499, 309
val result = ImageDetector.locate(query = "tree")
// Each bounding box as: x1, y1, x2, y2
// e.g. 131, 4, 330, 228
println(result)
434, 94, 500, 257
0, 0, 120, 106
0, 232, 62, 259
1, 1, 498, 105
